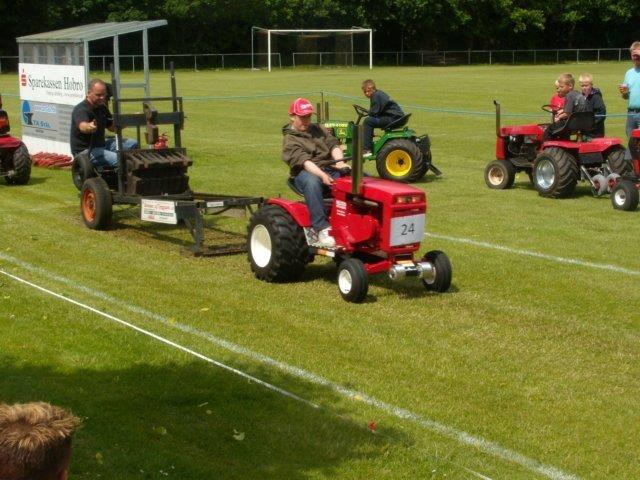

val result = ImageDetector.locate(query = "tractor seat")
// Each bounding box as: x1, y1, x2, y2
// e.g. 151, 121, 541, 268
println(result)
551, 111, 595, 138
384, 113, 411, 131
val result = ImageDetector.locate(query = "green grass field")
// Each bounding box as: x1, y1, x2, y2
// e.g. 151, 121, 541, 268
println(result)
1, 64, 639, 479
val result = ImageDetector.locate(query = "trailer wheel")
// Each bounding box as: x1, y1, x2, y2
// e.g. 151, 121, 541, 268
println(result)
421, 250, 452, 293
81, 177, 112, 229
606, 147, 631, 175
247, 204, 308, 282
337, 258, 368, 303
611, 180, 639, 211
72, 151, 95, 191
376, 139, 425, 183
533, 147, 578, 198
484, 160, 516, 189
5, 144, 31, 185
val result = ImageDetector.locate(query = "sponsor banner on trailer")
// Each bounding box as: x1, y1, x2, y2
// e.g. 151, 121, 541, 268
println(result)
19, 63, 85, 106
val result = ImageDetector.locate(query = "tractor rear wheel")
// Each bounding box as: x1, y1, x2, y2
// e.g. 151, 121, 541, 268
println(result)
421, 250, 452, 293
5, 144, 31, 185
247, 204, 309, 282
81, 177, 112, 229
484, 160, 516, 189
611, 180, 639, 211
72, 151, 96, 191
606, 147, 631, 175
376, 139, 425, 183
337, 258, 368, 303
533, 147, 579, 198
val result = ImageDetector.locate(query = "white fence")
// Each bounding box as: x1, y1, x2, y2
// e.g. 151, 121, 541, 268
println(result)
0, 48, 631, 73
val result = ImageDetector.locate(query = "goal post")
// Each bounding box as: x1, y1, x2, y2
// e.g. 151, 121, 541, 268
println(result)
251, 27, 373, 71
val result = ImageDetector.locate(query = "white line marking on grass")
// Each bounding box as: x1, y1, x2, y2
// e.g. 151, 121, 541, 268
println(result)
426, 232, 640, 277
0, 269, 318, 410
0, 257, 579, 480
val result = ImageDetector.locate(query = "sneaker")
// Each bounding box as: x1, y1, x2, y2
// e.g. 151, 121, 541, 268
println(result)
362, 150, 373, 159
316, 227, 336, 248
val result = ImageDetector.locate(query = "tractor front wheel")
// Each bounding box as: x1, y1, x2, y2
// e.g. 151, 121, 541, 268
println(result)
533, 147, 579, 198
337, 258, 369, 303
484, 160, 516, 189
421, 250, 452, 293
376, 139, 425, 183
247, 204, 309, 282
81, 177, 112, 229
611, 180, 639, 211
5, 144, 31, 185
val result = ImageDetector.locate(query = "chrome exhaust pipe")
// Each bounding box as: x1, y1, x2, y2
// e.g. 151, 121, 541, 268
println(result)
388, 261, 436, 282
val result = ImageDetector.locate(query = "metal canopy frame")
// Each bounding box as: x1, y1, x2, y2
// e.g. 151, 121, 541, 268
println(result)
17, 20, 168, 98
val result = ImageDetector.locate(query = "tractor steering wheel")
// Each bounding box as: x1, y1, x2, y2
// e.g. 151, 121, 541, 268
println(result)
541, 104, 556, 114
353, 104, 370, 125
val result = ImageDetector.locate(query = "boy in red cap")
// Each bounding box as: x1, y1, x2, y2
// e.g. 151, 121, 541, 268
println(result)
282, 97, 350, 247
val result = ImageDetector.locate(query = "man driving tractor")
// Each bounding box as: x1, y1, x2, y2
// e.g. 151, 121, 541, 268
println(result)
282, 98, 350, 248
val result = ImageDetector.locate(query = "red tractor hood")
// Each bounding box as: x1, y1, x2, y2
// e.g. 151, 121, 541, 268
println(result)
332, 176, 426, 204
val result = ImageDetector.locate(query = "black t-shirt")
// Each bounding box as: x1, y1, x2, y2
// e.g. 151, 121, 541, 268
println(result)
69, 99, 113, 155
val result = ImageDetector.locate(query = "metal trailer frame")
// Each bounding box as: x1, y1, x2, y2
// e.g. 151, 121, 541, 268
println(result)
96, 62, 262, 256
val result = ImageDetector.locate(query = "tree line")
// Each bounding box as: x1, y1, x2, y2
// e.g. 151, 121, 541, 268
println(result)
2, 0, 639, 56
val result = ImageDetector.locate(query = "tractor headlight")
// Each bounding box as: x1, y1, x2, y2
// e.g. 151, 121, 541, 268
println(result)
394, 194, 423, 204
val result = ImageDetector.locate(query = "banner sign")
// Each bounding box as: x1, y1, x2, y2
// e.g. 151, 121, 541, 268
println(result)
19, 63, 85, 106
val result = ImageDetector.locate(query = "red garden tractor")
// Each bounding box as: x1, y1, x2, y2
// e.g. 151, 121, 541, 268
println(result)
247, 124, 452, 303
610, 129, 640, 211
0, 94, 31, 185
486, 101, 629, 198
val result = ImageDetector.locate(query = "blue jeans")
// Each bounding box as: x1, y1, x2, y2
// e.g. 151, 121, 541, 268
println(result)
363, 115, 397, 151
293, 169, 342, 231
90, 137, 139, 168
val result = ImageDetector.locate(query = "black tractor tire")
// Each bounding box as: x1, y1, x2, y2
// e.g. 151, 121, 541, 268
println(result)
81, 177, 112, 230
533, 147, 579, 198
375, 139, 425, 183
5, 144, 31, 185
247, 204, 309, 282
72, 151, 96, 191
421, 250, 452, 293
337, 258, 369, 303
606, 147, 632, 175
484, 160, 516, 189
611, 180, 639, 211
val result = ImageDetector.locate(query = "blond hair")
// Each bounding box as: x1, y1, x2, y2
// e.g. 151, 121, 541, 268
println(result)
578, 73, 593, 84
361, 79, 376, 90
629, 41, 640, 52
557, 73, 575, 87
0, 402, 81, 480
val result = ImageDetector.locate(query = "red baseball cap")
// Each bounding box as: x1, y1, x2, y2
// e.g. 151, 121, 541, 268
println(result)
289, 97, 314, 116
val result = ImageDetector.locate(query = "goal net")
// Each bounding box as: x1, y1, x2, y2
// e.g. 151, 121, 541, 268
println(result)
252, 27, 372, 70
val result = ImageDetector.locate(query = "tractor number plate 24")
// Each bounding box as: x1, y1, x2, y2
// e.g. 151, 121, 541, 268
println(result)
390, 213, 425, 246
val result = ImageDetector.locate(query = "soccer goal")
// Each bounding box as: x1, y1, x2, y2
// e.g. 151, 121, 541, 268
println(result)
251, 27, 372, 71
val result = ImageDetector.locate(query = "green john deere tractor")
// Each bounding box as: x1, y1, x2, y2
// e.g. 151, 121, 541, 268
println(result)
322, 104, 441, 183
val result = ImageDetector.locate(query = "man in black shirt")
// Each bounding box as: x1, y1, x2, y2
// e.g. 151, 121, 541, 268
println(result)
69, 79, 137, 168
361, 79, 404, 156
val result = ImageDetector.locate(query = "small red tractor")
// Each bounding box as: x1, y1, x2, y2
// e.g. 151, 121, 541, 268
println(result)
610, 129, 640, 211
247, 124, 452, 303
0, 94, 31, 185
486, 101, 629, 198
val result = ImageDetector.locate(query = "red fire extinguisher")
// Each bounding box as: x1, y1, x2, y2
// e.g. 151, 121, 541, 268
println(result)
154, 133, 168, 149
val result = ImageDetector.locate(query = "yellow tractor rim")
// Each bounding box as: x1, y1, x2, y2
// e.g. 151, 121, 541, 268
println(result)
385, 149, 412, 177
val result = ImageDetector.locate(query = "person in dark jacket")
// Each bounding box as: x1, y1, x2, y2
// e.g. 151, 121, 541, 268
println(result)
282, 98, 350, 247
579, 73, 606, 137
361, 79, 404, 156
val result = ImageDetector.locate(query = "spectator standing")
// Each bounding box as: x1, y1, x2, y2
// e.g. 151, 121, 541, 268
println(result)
620, 41, 640, 138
